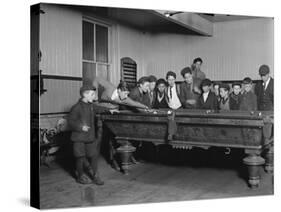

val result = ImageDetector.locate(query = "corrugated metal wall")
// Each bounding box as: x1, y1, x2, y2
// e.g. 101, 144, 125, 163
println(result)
40, 79, 82, 113
39, 4, 83, 114
37, 4, 273, 114
117, 24, 146, 83
40, 4, 82, 77
144, 18, 273, 81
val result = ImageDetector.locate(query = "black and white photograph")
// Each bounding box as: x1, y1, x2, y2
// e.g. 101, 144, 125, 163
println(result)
29, 1, 275, 210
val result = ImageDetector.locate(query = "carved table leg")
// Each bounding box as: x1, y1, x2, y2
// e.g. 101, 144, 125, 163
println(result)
243, 149, 265, 188
262, 117, 274, 173
109, 138, 121, 171
265, 144, 274, 173
116, 139, 136, 175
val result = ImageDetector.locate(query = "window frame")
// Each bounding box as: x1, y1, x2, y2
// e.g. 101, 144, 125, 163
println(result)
82, 16, 111, 80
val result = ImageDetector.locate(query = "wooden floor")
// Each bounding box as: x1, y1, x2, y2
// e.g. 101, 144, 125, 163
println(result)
40, 147, 273, 209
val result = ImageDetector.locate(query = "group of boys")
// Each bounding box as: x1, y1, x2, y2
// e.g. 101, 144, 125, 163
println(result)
128, 62, 273, 112
67, 57, 273, 185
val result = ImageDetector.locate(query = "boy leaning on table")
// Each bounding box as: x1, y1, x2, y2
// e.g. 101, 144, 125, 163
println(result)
68, 84, 118, 185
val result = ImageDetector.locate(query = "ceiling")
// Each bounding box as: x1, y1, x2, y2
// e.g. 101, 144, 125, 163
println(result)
57, 4, 264, 36
60, 4, 213, 36
198, 13, 262, 22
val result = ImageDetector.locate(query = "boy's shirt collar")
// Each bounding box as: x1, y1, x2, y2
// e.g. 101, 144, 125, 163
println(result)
231, 93, 240, 96
202, 91, 210, 102
203, 90, 210, 95
138, 86, 144, 94
111, 89, 119, 101
80, 98, 92, 104
263, 77, 271, 90
221, 96, 229, 104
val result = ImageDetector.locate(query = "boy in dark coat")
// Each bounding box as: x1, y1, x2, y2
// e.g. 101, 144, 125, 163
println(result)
240, 77, 257, 111
129, 76, 151, 108
179, 67, 202, 109
219, 83, 230, 110
92, 77, 148, 109
229, 82, 242, 110
255, 65, 274, 111
197, 79, 219, 110
68, 84, 115, 185
153, 78, 169, 109
191, 57, 206, 80
147, 75, 157, 108
213, 81, 221, 103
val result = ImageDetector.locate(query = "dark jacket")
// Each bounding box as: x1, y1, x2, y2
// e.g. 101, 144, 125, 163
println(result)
165, 84, 181, 106
229, 93, 242, 110
153, 92, 169, 109
148, 90, 157, 108
191, 69, 206, 80
255, 78, 274, 111
129, 87, 151, 108
219, 97, 230, 110
179, 79, 201, 109
197, 91, 219, 110
239, 91, 257, 111
68, 99, 109, 143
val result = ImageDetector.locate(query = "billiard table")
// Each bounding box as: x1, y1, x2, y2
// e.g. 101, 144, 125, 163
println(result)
97, 109, 273, 188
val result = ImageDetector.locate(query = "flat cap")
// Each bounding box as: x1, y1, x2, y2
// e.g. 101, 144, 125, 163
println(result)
80, 84, 96, 96
242, 77, 253, 84
219, 83, 230, 91
232, 82, 241, 88
259, 65, 270, 76
201, 78, 212, 87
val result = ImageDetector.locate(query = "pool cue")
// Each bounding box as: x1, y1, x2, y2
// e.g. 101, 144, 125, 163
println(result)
99, 99, 170, 114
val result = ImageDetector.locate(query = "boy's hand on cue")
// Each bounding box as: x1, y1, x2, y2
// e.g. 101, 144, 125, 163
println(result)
82, 125, 90, 132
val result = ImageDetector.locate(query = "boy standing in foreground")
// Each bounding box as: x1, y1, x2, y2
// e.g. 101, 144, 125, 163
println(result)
68, 84, 116, 185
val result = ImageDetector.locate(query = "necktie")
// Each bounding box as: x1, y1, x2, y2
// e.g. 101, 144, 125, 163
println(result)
170, 87, 172, 99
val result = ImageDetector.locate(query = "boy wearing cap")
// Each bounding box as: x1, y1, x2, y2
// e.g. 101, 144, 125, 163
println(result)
240, 77, 257, 111
219, 83, 230, 110
153, 78, 169, 109
229, 82, 242, 110
68, 84, 113, 185
129, 76, 151, 108
197, 78, 218, 110
255, 65, 274, 111
179, 67, 202, 109
165, 71, 182, 110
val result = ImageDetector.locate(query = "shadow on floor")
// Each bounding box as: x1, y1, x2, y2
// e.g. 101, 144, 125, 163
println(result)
48, 131, 249, 183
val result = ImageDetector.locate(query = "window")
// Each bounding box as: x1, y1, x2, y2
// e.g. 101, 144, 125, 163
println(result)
82, 19, 110, 84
